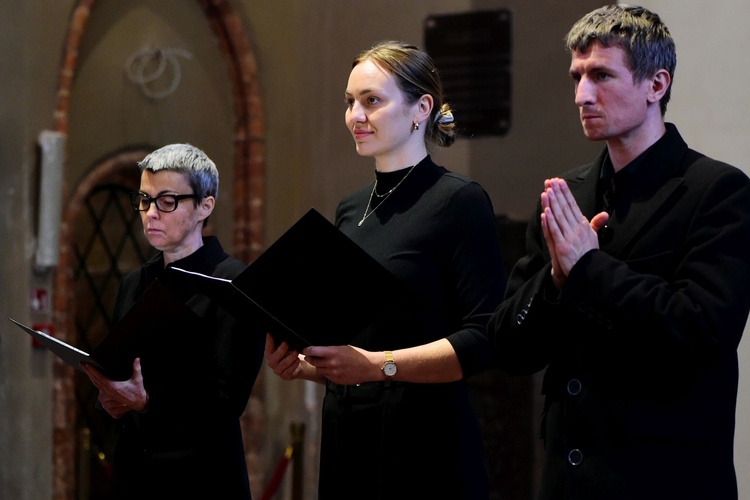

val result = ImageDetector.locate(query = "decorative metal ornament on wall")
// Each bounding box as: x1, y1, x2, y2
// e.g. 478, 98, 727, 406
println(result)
125, 47, 193, 99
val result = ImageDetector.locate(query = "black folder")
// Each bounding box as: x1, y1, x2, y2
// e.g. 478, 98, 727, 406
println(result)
169, 208, 408, 351
10, 278, 201, 380
9, 318, 108, 373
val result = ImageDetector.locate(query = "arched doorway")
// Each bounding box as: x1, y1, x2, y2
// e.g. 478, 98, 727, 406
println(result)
64, 150, 151, 498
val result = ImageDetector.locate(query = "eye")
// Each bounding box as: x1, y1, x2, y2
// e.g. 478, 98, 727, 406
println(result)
159, 196, 177, 210
367, 96, 380, 105
345, 97, 354, 108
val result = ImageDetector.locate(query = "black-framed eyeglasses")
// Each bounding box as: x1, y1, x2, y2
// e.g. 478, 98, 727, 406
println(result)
130, 192, 199, 213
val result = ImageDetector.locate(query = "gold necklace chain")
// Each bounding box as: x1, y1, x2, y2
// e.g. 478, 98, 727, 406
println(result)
358, 164, 417, 227
374, 182, 399, 198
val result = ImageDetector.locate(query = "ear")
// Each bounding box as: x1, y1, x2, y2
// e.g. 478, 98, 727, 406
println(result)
197, 196, 215, 222
413, 94, 433, 125
647, 68, 671, 104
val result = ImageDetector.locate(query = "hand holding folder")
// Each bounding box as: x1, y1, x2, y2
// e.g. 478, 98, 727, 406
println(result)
10, 278, 202, 381
169, 208, 410, 351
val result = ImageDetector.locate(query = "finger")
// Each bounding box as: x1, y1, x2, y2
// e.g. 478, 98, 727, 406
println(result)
266, 338, 286, 361
591, 211, 609, 232
281, 359, 302, 379
100, 394, 124, 408
548, 180, 579, 229
130, 358, 142, 383
264, 333, 277, 356
541, 190, 551, 213
556, 179, 585, 222
277, 352, 300, 372
302, 345, 323, 357
541, 211, 557, 253
543, 205, 564, 244
542, 192, 562, 256
84, 369, 105, 390
544, 186, 567, 234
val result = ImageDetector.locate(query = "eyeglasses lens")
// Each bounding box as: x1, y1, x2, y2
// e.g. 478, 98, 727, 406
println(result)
130, 193, 180, 213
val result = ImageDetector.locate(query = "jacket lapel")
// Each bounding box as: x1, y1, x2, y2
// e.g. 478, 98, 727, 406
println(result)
569, 124, 690, 257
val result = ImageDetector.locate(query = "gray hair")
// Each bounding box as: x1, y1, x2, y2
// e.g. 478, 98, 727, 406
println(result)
137, 143, 219, 202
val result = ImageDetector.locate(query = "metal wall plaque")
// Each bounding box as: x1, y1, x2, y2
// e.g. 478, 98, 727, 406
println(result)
424, 9, 512, 138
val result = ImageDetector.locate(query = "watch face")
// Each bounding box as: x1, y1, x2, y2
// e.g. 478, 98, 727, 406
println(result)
384, 361, 397, 377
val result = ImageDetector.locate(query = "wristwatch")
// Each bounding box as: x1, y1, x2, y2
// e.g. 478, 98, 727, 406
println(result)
382, 351, 397, 379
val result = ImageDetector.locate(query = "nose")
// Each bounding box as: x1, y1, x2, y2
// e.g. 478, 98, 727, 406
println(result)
145, 202, 160, 218
574, 77, 595, 107
347, 102, 366, 125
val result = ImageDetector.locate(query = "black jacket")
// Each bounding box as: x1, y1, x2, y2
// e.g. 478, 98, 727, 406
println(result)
110, 236, 264, 499
490, 125, 750, 500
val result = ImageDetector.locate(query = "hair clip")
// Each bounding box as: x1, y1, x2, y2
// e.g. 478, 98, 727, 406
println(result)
434, 111, 454, 124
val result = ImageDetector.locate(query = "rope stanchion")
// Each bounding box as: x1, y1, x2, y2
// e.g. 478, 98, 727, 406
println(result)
260, 422, 305, 500
260, 444, 294, 500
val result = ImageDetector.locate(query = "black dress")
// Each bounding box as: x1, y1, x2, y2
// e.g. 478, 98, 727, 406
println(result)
319, 156, 507, 499
109, 236, 265, 499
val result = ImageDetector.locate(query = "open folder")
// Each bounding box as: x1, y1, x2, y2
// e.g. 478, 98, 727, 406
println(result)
169, 208, 409, 351
9, 318, 108, 373
10, 278, 201, 381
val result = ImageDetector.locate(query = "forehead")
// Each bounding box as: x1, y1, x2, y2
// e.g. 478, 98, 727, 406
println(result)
346, 59, 398, 94
140, 169, 190, 193
570, 41, 629, 73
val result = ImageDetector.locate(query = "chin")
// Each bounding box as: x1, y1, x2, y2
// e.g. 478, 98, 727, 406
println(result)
582, 128, 606, 142
355, 147, 374, 158
145, 235, 167, 250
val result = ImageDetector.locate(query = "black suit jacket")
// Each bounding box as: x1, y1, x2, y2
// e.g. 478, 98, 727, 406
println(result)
490, 124, 750, 500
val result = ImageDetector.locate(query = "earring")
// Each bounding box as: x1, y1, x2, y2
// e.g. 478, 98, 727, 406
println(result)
412, 122, 420, 131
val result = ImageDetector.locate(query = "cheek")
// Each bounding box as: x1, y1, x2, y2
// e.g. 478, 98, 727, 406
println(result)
613, 94, 645, 121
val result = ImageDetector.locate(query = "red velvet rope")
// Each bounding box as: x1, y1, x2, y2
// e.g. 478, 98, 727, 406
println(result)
260, 445, 294, 500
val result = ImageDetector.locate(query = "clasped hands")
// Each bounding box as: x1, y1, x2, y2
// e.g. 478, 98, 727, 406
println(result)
541, 178, 609, 288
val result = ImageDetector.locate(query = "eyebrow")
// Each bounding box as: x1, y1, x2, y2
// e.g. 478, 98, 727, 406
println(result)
345, 87, 378, 98
569, 64, 612, 77
139, 189, 182, 197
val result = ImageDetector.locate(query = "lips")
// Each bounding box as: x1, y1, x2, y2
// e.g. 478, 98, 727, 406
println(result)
580, 107, 602, 122
352, 129, 371, 140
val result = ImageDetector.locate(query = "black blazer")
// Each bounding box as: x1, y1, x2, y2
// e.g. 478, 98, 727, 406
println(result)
489, 124, 750, 500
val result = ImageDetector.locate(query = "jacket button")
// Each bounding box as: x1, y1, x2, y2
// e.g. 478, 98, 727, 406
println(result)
516, 310, 527, 324
567, 448, 583, 466
567, 378, 582, 396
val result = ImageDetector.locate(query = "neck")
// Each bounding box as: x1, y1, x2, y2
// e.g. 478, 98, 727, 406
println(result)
163, 233, 204, 266
606, 119, 666, 172
373, 148, 427, 173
